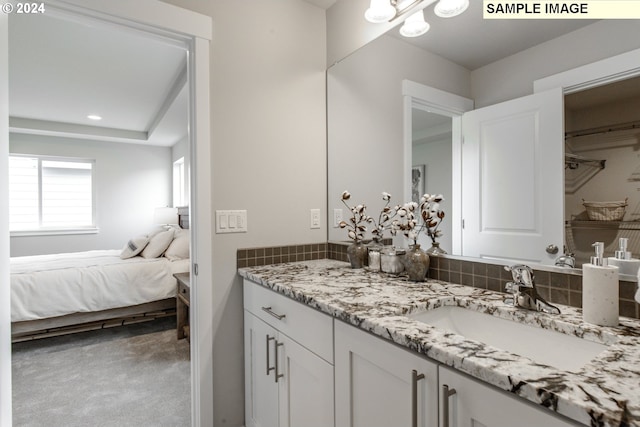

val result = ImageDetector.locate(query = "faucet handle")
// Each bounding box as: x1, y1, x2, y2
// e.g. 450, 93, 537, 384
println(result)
504, 282, 518, 294
504, 264, 535, 288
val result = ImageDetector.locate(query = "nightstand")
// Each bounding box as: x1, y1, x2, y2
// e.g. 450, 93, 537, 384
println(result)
174, 272, 190, 341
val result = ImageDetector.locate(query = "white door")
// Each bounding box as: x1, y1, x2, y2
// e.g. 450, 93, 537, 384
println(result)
278, 334, 334, 427
461, 88, 564, 265
439, 367, 577, 427
335, 321, 438, 427
244, 312, 279, 427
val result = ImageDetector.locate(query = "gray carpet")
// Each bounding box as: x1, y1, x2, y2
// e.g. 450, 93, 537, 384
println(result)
12, 318, 191, 427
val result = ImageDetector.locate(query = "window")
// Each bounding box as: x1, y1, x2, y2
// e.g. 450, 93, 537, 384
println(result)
173, 157, 186, 207
9, 155, 95, 233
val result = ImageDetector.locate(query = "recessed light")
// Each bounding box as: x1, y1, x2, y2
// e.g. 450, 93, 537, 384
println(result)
87, 114, 102, 121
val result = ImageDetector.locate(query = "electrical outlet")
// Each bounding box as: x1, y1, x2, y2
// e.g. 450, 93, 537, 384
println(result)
310, 209, 321, 229
333, 208, 343, 228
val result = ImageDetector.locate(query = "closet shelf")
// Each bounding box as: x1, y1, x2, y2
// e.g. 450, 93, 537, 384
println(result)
567, 220, 640, 230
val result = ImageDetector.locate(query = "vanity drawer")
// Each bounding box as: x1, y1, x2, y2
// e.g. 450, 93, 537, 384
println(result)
243, 279, 333, 363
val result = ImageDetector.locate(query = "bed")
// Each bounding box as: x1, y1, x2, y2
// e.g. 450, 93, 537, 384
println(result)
11, 213, 190, 342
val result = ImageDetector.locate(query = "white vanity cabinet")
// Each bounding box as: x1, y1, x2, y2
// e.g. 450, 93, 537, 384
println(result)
438, 366, 580, 427
335, 320, 439, 427
243, 279, 334, 427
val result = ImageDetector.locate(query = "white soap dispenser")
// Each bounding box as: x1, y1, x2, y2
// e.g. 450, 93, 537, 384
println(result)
583, 242, 619, 326
608, 238, 640, 276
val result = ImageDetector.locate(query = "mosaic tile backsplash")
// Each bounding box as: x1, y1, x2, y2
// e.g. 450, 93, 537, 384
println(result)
237, 242, 639, 319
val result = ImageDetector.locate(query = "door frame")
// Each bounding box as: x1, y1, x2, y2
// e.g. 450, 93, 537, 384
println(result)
402, 80, 474, 254
0, 2, 213, 426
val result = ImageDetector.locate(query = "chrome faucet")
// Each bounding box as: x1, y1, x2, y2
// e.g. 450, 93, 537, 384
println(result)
503, 265, 561, 315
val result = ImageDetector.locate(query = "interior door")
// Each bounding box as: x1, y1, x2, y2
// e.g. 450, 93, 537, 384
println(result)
461, 88, 564, 265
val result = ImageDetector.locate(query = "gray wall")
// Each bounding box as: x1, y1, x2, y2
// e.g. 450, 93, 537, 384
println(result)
470, 20, 640, 108
9, 134, 172, 257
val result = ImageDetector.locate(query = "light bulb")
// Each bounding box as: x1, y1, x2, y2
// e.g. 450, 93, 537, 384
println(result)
399, 10, 429, 37
364, 0, 396, 23
434, 0, 469, 17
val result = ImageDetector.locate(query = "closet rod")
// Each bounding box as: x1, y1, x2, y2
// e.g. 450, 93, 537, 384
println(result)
565, 119, 640, 139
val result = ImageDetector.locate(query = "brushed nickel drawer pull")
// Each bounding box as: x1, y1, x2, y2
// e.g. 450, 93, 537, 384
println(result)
274, 340, 284, 383
442, 384, 457, 427
261, 306, 286, 320
412, 370, 425, 427
266, 335, 275, 376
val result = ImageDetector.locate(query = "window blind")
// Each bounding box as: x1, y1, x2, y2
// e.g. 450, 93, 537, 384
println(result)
9, 156, 95, 231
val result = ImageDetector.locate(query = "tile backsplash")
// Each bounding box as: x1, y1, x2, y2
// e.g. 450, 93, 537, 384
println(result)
237, 242, 639, 319
237, 243, 327, 268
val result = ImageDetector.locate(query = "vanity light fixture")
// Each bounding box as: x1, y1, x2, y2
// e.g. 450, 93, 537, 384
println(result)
365, 0, 468, 38
87, 114, 102, 121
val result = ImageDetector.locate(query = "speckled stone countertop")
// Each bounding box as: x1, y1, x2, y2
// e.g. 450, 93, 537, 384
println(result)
238, 259, 640, 427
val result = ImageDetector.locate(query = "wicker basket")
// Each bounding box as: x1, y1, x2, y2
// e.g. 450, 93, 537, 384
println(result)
582, 198, 628, 221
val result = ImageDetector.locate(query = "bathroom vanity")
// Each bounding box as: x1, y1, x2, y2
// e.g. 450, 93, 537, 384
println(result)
239, 259, 640, 427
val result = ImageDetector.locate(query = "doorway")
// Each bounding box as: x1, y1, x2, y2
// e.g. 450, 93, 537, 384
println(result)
0, 1, 213, 425
564, 75, 640, 265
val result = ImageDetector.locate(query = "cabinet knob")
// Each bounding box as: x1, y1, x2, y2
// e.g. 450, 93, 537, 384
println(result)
546, 244, 559, 254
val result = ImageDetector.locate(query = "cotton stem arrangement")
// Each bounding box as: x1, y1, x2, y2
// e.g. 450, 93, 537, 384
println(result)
338, 191, 372, 242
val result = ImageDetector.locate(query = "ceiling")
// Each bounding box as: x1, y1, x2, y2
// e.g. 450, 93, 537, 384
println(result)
8, 11, 188, 147
6, 1, 614, 149
311, 0, 596, 71
565, 75, 640, 110
388, 1, 597, 70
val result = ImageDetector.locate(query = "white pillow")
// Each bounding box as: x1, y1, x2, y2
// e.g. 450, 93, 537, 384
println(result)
120, 234, 150, 259
164, 228, 190, 260
141, 228, 175, 259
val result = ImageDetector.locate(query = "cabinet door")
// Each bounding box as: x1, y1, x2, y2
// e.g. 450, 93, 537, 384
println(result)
439, 367, 579, 427
335, 321, 439, 427
244, 311, 279, 427
278, 333, 334, 427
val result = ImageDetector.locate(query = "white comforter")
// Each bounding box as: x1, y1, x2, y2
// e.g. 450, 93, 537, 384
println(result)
11, 249, 190, 322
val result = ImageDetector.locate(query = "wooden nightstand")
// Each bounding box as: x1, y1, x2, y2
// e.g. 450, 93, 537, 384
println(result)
174, 272, 190, 341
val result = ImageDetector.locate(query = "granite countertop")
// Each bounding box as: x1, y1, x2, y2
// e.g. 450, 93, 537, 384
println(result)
238, 259, 640, 427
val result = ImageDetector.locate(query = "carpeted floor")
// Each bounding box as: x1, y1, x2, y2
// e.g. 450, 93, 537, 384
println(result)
11, 317, 191, 427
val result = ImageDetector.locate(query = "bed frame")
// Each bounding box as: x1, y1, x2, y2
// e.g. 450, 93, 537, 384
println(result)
11, 299, 176, 343
11, 208, 190, 343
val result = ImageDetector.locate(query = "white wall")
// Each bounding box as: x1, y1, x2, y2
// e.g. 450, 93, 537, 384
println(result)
9, 134, 172, 257
328, 34, 470, 241
160, 1, 327, 425
471, 20, 640, 108
0, 11, 11, 427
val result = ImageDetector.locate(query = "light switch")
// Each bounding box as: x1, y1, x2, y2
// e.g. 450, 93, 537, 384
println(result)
216, 210, 247, 233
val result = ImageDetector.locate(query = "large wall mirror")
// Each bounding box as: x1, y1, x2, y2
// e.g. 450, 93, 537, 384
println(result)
327, 4, 640, 279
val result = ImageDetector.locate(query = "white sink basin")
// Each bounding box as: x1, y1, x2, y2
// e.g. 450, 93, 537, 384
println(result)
408, 305, 609, 372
